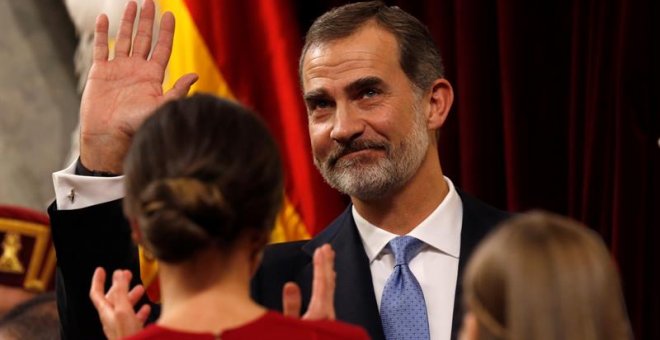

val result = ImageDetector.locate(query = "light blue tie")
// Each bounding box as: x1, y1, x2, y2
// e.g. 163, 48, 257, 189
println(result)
380, 236, 430, 340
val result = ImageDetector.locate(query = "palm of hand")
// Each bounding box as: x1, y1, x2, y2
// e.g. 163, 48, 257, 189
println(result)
78, 1, 197, 171
90, 268, 150, 340
81, 57, 166, 142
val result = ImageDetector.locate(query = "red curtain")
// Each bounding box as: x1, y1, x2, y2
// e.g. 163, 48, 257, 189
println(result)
294, 0, 659, 338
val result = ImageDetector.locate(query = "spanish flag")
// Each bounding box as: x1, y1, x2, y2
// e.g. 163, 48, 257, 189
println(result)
139, 0, 346, 301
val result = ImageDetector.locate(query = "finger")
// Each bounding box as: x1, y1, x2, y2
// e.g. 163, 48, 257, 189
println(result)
282, 282, 302, 318
93, 14, 110, 62
135, 304, 152, 324
127, 284, 146, 306
131, 0, 155, 59
305, 247, 327, 319
164, 73, 199, 100
323, 245, 336, 319
115, 1, 138, 58
321, 244, 333, 278
111, 271, 140, 314
121, 269, 142, 302
90, 267, 106, 298
116, 270, 131, 295
322, 244, 335, 289
123, 269, 133, 284
150, 11, 175, 68
89, 267, 110, 311
107, 270, 130, 302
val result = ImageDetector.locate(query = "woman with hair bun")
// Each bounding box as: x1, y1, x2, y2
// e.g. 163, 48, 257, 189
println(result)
89, 94, 368, 340
459, 211, 632, 340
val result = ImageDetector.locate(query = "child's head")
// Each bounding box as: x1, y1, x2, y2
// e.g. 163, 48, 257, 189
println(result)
462, 211, 631, 340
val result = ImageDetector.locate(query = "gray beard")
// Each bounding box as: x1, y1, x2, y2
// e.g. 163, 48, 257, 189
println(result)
314, 113, 430, 201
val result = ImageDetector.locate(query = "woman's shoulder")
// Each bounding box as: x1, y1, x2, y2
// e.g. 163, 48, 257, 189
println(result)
225, 311, 369, 340
122, 311, 370, 340
121, 324, 212, 339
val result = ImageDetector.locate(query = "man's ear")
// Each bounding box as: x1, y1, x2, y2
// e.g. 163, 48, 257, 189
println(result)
426, 78, 454, 130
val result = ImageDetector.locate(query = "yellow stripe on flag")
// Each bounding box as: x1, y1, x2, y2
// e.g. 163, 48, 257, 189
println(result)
271, 196, 312, 243
159, 0, 233, 97
138, 245, 159, 302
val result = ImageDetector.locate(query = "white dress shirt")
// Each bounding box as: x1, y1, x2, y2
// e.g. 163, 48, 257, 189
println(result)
53, 161, 125, 210
353, 177, 463, 340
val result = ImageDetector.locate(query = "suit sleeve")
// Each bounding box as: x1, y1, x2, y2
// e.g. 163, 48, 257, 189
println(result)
49, 199, 150, 340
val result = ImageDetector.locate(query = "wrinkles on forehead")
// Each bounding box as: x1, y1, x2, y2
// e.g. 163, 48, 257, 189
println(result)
304, 55, 388, 90
301, 25, 402, 94
304, 76, 388, 106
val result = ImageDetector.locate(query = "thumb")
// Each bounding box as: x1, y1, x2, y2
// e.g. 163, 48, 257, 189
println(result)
282, 282, 302, 318
164, 73, 199, 100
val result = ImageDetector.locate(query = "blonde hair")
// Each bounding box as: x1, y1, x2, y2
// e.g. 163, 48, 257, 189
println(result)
463, 211, 632, 340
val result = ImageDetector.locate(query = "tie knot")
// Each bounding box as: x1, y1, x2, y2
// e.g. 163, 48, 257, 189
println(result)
388, 236, 424, 265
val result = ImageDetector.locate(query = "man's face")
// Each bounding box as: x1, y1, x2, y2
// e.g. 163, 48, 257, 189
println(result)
301, 23, 432, 201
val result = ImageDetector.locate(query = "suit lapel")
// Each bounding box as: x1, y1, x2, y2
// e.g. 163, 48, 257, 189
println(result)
296, 194, 507, 340
301, 207, 386, 340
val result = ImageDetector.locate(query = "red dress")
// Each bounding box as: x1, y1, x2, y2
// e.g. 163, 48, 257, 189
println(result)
122, 311, 369, 339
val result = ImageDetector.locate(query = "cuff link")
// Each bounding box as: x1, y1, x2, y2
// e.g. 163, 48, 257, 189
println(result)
67, 188, 75, 203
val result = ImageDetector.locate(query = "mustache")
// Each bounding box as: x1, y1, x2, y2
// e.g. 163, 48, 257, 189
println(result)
327, 139, 389, 168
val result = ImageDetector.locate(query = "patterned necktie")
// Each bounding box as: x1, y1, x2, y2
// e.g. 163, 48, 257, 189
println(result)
380, 236, 430, 340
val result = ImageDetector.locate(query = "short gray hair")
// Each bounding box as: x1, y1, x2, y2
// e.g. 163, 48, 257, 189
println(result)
300, 1, 444, 92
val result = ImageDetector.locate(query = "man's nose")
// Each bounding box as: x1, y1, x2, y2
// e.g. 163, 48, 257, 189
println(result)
330, 103, 364, 144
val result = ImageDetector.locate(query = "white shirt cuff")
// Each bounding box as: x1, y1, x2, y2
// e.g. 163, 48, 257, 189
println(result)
53, 161, 125, 210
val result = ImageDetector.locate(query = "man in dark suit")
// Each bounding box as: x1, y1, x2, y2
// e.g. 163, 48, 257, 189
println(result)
49, 1, 508, 339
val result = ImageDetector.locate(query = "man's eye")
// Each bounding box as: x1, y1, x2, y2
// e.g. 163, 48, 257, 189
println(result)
362, 88, 380, 98
307, 100, 334, 115
315, 100, 331, 109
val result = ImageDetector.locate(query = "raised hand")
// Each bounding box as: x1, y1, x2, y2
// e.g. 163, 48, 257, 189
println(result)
282, 244, 337, 320
89, 267, 151, 340
80, 0, 198, 173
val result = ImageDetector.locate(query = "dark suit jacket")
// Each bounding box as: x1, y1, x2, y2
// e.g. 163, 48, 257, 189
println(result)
251, 191, 509, 340
49, 190, 508, 340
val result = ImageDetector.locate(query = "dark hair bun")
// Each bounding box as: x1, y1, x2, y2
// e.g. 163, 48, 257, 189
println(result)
123, 94, 284, 264
138, 178, 234, 263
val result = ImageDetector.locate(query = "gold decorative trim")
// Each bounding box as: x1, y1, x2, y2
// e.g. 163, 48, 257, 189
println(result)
0, 232, 24, 273
0, 217, 53, 292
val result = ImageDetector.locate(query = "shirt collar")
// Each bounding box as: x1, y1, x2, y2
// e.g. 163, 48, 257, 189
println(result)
354, 177, 463, 263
